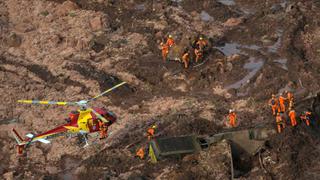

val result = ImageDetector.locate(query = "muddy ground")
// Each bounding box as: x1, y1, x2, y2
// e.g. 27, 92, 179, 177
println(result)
1, 0, 320, 179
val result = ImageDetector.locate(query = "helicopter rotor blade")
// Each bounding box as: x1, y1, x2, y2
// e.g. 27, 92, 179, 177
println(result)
17, 100, 76, 106
88, 82, 127, 102
89, 108, 109, 123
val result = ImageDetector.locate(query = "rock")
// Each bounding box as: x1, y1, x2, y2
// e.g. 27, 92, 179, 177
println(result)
46, 166, 58, 174
90, 16, 103, 31
155, 31, 163, 40
7, 33, 22, 47
223, 17, 243, 27
3, 171, 14, 180
226, 62, 233, 71
74, 165, 87, 175
227, 54, 241, 62
56, 1, 79, 16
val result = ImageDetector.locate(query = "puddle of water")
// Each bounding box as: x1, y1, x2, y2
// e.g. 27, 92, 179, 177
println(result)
274, 58, 288, 70
226, 58, 264, 89
200, 10, 213, 22
171, 0, 183, 2
217, 43, 241, 56
216, 43, 261, 56
217, 0, 236, 6
135, 4, 145, 11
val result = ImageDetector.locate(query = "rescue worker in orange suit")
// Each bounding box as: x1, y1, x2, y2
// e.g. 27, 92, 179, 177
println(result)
286, 91, 294, 110
286, 91, 294, 102
194, 48, 203, 63
276, 112, 285, 133
16, 145, 24, 156
136, 147, 145, 159
268, 94, 279, 116
166, 35, 175, 47
288, 97, 294, 111
228, 109, 237, 127
196, 37, 207, 50
182, 51, 190, 69
300, 111, 312, 126
288, 109, 297, 127
98, 120, 108, 139
278, 94, 287, 113
147, 125, 156, 140
160, 42, 169, 62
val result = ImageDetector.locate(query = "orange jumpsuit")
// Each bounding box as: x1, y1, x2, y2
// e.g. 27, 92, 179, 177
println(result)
278, 95, 286, 113
136, 147, 145, 159
287, 92, 294, 110
288, 110, 297, 127
194, 48, 203, 63
99, 121, 108, 139
269, 97, 279, 116
196, 39, 207, 50
228, 112, 237, 127
147, 127, 155, 140
161, 43, 169, 62
287, 92, 293, 102
166, 38, 175, 47
300, 112, 311, 126
182, 52, 190, 68
276, 113, 285, 133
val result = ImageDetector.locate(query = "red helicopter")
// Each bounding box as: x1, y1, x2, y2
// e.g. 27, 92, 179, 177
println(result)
12, 82, 127, 155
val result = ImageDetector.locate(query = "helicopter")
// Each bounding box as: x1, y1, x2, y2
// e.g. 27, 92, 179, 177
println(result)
12, 82, 127, 155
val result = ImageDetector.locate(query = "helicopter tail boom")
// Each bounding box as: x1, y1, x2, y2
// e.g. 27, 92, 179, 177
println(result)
12, 128, 25, 146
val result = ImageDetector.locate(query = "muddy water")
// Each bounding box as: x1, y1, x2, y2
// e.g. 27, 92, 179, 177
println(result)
216, 43, 260, 56
226, 58, 264, 89
217, 0, 236, 6
274, 58, 288, 70
200, 10, 213, 22
135, 4, 145, 11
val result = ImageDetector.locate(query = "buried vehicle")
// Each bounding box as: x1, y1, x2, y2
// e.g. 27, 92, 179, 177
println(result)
148, 127, 276, 178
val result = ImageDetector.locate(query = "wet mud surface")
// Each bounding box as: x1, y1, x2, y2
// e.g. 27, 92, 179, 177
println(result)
1, 0, 320, 179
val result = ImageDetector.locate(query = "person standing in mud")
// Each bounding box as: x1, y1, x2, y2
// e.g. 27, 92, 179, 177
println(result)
300, 111, 312, 126
278, 93, 287, 113
160, 42, 169, 62
147, 125, 157, 141
276, 112, 285, 133
182, 49, 190, 69
228, 109, 237, 127
194, 47, 203, 63
269, 94, 279, 116
196, 36, 207, 51
286, 91, 294, 110
166, 35, 175, 48
288, 108, 297, 127
98, 120, 108, 139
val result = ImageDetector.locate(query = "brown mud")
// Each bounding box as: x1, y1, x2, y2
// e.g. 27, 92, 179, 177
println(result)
1, 0, 320, 179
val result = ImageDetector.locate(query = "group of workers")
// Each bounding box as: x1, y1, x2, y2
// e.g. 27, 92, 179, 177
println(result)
136, 125, 157, 160
269, 91, 313, 133
160, 35, 208, 68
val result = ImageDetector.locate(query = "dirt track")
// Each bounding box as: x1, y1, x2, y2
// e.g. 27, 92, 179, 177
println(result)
1, 0, 320, 179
